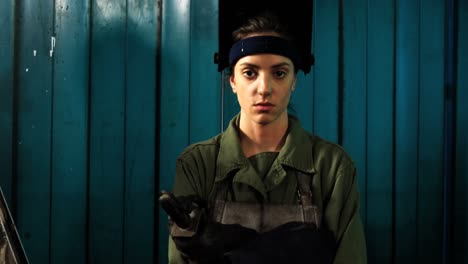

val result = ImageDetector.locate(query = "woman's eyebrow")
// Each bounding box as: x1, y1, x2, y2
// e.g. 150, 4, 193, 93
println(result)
271, 62, 291, 69
238, 62, 259, 69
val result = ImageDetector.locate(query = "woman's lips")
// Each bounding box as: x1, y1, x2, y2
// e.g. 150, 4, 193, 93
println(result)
254, 103, 274, 111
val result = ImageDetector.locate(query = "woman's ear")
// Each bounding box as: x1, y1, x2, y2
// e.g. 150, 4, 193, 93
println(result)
230, 74, 237, 93
291, 75, 297, 91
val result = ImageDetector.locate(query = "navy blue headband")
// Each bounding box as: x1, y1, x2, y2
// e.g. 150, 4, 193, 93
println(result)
229, 36, 301, 70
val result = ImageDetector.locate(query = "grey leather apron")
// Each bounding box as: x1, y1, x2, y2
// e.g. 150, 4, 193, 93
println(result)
210, 171, 321, 233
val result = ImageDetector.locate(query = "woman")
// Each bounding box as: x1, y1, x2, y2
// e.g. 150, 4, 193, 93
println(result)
164, 12, 367, 264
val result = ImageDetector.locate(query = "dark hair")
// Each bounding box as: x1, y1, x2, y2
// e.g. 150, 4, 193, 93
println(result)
232, 12, 292, 42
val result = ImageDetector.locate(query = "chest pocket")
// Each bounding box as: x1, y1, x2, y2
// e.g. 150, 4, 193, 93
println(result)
210, 172, 321, 233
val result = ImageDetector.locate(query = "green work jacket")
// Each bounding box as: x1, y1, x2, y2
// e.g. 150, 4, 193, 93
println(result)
168, 114, 367, 263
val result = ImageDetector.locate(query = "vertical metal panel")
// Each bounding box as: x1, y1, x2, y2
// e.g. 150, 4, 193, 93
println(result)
50, 0, 90, 263
89, 0, 126, 263
313, 0, 339, 142
15, 0, 54, 261
442, 1, 456, 262
341, 0, 368, 225
124, 0, 157, 263
455, 0, 468, 262
395, 0, 420, 262
418, 0, 445, 262
189, 0, 220, 143
0, 0, 15, 205
291, 75, 314, 133
159, 0, 191, 263
15, 0, 54, 263
366, 0, 395, 262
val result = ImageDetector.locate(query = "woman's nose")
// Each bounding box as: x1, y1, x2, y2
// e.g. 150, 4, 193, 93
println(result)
257, 74, 272, 96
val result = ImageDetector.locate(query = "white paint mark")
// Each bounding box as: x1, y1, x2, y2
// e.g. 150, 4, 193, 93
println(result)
50, 36, 56, 57
25, 68, 29, 72
33, 50, 37, 56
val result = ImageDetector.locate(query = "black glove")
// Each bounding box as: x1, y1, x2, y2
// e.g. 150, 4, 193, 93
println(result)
227, 221, 336, 264
160, 192, 258, 263
175, 220, 258, 263
160, 191, 204, 230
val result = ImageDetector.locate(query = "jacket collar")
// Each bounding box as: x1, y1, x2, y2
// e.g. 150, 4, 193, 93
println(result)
215, 113, 316, 183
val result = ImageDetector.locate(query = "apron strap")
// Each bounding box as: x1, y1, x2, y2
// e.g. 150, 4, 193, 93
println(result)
296, 171, 314, 205
208, 174, 233, 221
296, 171, 322, 227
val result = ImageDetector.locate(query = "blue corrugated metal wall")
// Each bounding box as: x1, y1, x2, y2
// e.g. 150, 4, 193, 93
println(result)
0, 0, 467, 263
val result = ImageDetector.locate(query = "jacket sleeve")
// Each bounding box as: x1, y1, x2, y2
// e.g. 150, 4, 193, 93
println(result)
167, 159, 198, 264
323, 161, 367, 264
168, 155, 215, 264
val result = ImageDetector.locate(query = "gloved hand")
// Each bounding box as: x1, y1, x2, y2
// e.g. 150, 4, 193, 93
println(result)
160, 191, 204, 230
174, 219, 258, 263
160, 192, 258, 264
226, 221, 336, 264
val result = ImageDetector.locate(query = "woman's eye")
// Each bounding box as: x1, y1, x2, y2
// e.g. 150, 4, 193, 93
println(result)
274, 71, 287, 78
242, 70, 256, 78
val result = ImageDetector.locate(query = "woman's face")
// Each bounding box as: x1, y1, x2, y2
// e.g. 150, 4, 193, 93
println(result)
230, 53, 297, 126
